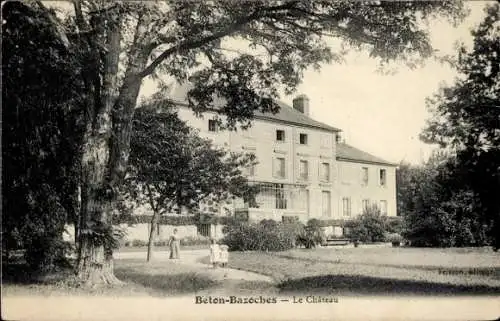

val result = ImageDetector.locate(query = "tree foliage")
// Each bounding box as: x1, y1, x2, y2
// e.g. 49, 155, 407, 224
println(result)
398, 153, 491, 247
2, 1, 84, 270
420, 3, 500, 249
126, 106, 258, 215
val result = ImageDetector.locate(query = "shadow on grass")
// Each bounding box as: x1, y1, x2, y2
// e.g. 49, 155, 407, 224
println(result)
278, 274, 500, 296
2, 262, 74, 285
274, 253, 500, 280
114, 267, 220, 296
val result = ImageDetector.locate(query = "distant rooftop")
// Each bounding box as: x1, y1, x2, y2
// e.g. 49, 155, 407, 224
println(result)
336, 143, 397, 167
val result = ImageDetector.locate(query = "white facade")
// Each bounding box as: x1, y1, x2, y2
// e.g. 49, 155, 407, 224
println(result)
172, 97, 397, 224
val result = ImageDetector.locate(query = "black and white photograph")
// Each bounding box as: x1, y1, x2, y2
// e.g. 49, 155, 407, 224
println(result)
2, 1, 499, 320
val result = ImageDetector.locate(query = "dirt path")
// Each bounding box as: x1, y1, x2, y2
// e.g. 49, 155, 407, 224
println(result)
115, 249, 274, 284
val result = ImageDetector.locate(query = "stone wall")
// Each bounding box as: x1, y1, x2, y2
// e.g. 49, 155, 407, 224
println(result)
63, 223, 226, 243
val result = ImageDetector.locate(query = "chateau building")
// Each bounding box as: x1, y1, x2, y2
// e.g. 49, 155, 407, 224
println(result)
162, 91, 398, 226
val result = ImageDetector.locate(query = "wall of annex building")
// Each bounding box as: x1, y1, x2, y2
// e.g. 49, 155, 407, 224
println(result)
335, 160, 397, 219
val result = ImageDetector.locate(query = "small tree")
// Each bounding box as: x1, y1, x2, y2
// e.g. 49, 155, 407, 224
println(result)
297, 219, 326, 249
125, 107, 257, 261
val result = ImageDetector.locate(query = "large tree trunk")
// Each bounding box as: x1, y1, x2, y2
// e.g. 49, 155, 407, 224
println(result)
77, 131, 120, 284
75, 4, 122, 285
75, 8, 153, 285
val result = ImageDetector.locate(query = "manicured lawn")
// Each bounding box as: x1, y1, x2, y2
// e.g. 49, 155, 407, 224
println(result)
4, 247, 499, 298
227, 247, 500, 296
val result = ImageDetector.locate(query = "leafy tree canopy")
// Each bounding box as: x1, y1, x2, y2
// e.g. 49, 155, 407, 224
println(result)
420, 3, 500, 249
2, 1, 84, 269
125, 106, 258, 216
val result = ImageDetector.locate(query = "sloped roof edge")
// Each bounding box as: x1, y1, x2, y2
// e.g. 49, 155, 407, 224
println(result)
141, 97, 341, 133
336, 143, 397, 167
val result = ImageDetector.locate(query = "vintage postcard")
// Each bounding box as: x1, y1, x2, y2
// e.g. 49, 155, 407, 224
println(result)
2, 0, 499, 320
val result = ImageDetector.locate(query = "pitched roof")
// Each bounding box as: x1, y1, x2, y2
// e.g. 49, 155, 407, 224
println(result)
158, 82, 340, 132
336, 143, 397, 166
253, 101, 340, 132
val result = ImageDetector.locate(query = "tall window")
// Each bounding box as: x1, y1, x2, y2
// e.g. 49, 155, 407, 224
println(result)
276, 129, 285, 142
342, 197, 351, 216
320, 162, 330, 182
299, 160, 309, 180
275, 184, 287, 209
362, 199, 370, 210
321, 135, 331, 148
274, 157, 286, 178
299, 133, 308, 145
322, 191, 331, 217
380, 200, 387, 215
361, 167, 369, 186
379, 169, 387, 187
208, 119, 217, 132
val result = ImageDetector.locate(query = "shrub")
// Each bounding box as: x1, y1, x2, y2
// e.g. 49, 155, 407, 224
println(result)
180, 235, 211, 246
386, 217, 403, 234
153, 240, 167, 247
222, 220, 302, 252
113, 215, 197, 226
131, 239, 147, 247
347, 205, 387, 243
296, 219, 326, 249
24, 235, 73, 272
385, 233, 403, 243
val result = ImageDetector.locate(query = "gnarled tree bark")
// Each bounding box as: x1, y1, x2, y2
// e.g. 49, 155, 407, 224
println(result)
75, 4, 153, 284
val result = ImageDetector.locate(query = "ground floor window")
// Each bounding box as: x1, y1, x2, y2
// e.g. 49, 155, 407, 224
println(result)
380, 200, 387, 215
252, 183, 308, 211
198, 224, 211, 237
322, 191, 331, 217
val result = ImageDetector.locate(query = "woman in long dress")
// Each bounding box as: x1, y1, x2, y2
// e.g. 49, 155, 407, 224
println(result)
168, 228, 180, 260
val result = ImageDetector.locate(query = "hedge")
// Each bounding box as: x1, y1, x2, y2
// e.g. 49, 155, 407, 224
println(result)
314, 219, 357, 228
113, 214, 236, 226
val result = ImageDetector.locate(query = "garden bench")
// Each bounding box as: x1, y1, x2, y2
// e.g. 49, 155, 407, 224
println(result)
323, 238, 351, 246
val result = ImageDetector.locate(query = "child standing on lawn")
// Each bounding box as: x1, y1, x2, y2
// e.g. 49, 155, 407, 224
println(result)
209, 239, 220, 268
219, 244, 229, 268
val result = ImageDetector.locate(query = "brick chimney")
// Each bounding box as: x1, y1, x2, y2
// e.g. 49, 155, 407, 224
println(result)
292, 94, 309, 116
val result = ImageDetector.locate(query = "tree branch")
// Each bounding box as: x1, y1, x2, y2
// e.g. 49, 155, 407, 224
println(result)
138, 1, 303, 79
